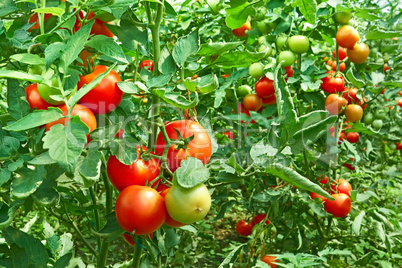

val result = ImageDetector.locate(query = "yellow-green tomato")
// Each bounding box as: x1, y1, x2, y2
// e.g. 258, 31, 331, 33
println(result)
28, 64, 45, 75
249, 62, 264, 79
37, 77, 63, 105
165, 183, 211, 224
334, 12, 353, 24
288, 35, 310, 54
277, 51, 296, 67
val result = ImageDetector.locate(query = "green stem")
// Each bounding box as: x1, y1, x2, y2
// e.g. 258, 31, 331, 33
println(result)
334, 20, 339, 72
132, 239, 142, 268
303, 150, 311, 179
48, 8, 82, 34
89, 187, 102, 266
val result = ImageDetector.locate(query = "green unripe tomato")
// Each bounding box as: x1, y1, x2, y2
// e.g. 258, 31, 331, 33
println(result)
258, 36, 267, 45
208, 0, 222, 15
334, 11, 353, 24
375, 109, 387, 120
372, 119, 383, 130
276, 35, 288, 50
383, 54, 391, 63
28, 64, 45, 75
255, 7, 267, 21
389, 143, 396, 150
288, 35, 310, 54
277, 51, 296, 67
258, 45, 272, 58
249, 62, 264, 79
237, 85, 253, 98
37, 77, 63, 105
364, 113, 374, 125
268, 21, 277, 30
257, 19, 271, 34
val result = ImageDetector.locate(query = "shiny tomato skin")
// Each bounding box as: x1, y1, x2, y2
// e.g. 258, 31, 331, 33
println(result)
139, 60, 154, 72
345, 104, 363, 122
330, 179, 352, 196
255, 77, 275, 98
45, 104, 97, 134
310, 192, 327, 202
336, 25, 360, 49
243, 93, 263, 111
324, 193, 352, 218
396, 142, 402, 150
116, 185, 166, 235
77, 65, 123, 114
342, 87, 360, 104
155, 120, 212, 172
346, 132, 359, 143
347, 43, 369, 64
253, 214, 270, 225
232, 21, 251, 38
321, 71, 345, 94
261, 255, 278, 268
236, 220, 254, 236
25, 84, 54, 110
325, 94, 347, 115
327, 59, 346, 72
107, 146, 161, 192
262, 94, 276, 106
333, 47, 347, 61
284, 66, 294, 80
160, 189, 187, 227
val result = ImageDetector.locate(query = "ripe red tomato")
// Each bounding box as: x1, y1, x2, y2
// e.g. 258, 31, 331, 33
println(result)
85, 12, 114, 37
236, 220, 254, 236
252, 214, 270, 225
336, 25, 360, 49
342, 87, 361, 105
223, 131, 235, 139
28, 13, 52, 32
331, 179, 352, 196
45, 104, 97, 138
396, 142, 402, 150
255, 77, 275, 98
397, 99, 402, 107
284, 66, 294, 80
384, 64, 390, 72
333, 47, 347, 61
262, 94, 277, 106
324, 193, 352, 218
107, 146, 161, 192
232, 21, 251, 38
139, 60, 154, 72
346, 132, 359, 143
325, 94, 347, 115
116, 185, 166, 235
310, 192, 328, 202
347, 43, 369, 64
77, 65, 123, 114
261, 255, 278, 268
327, 59, 346, 72
122, 233, 136, 246
321, 71, 345, 94
155, 120, 212, 172
243, 94, 263, 111
345, 104, 363, 122
25, 84, 53, 110
116, 129, 124, 139
318, 175, 329, 184
160, 189, 186, 228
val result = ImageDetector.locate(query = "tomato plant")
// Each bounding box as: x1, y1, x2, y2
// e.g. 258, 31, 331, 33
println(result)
330, 179, 352, 196
236, 219, 254, 236
139, 60, 154, 72
277, 51, 296, 67
243, 93, 263, 111
345, 104, 363, 122
261, 255, 278, 268
346, 132, 359, 143
249, 62, 264, 79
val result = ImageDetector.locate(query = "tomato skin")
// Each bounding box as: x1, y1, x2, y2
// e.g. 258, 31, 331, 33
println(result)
160, 189, 187, 227
324, 193, 352, 218
232, 21, 251, 37
77, 65, 123, 114
333, 47, 347, 61
321, 72, 345, 94
396, 142, 402, 150
155, 120, 212, 172
327, 59, 346, 72
345, 104, 363, 122
139, 60, 154, 72
106, 146, 161, 192
223, 131, 235, 139
249, 62, 264, 79
330, 179, 352, 196
25, 84, 54, 110
384, 64, 390, 72
346, 132, 359, 143
253, 214, 270, 225
116, 185, 166, 235
262, 94, 276, 106
255, 77, 275, 98
288, 35, 310, 54
45, 104, 97, 136
334, 12, 353, 24
237, 85, 252, 98
318, 175, 329, 184
277, 51, 296, 67
236, 220, 254, 236
372, 119, 383, 130
336, 25, 360, 49
243, 94, 263, 111
310, 192, 327, 202
347, 43, 369, 64
28, 13, 52, 32
284, 66, 294, 79
86, 11, 114, 37
398, 99, 402, 107
261, 255, 278, 268
325, 94, 347, 115
122, 233, 136, 246
342, 87, 360, 104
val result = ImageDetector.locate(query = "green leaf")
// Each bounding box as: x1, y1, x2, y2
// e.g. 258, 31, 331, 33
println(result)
96, 212, 124, 242
374, 220, 385, 242
4, 108, 63, 131
355, 190, 379, 202
45, 42, 65, 70
32, 165, 63, 206
366, 30, 402, 40
214, 68, 249, 108
152, 89, 199, 109
250, 140, 278, 165
214, 50, 268, 68
225, 0, 254, 29
352, 211, 365, 236
0, 0, 17, 17
86, 35, 128, 64
265, 163, 333, 199
147, 73, 174, 88
54, 253, 72, 268
7, 79, 31, 120
158, 47, 176, 75
274, 64, 297, 126
184, 74, 219, 93
293, 0, 317, 24
0, 168, 11, 187
0, 136, 20, 159
10, 53, 45, 65
218, 243, 246, 268
0, 201, 21, 230
11, 166, 46, 199
73, 148, 102, 188
33, 7, 64, 16
174, 157, 210, 188
197, 42, 243, 57
28, 152, 58, 165
172, 31, 200, 66
116, 13, 148, 50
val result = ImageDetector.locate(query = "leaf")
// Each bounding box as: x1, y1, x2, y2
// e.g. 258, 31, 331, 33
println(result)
184, 74, 219, 93
250, 140, 278, 164
366, 30, 402, 40
293, 0, 317, 24
73, 148, 102, 188
355, 190, 379, 202
265, 163, 333, 199
214, 68, 249, 108
218, 243, 246, 268
10, 53, 45, 65
0, 201, 21, 230
116, 13, 148, 50
214, 50, 267, 68
54, 253, 72, 268
86, 35, 128, 64
32, 165, 63, 206
273, 64, 297, 126
158, 47, 176, 75
0, 168, 11, 187
197, 42, 243, 56
225, 0, 255, 29
117, 81, 149, 94
33, 7, 64, 16
4, 109, 63, 131
172, 31, 200, 66
45, 43, 66, 70
352, 211, 365, 236
6, 79, 30, 120
147, 73, 174, 88
0, 0, 17, 17
97, 212, 124, 242
374, 220, 385, 242
152, 89, 199, 109
174, 157, 210, 188
28, 152, 57, 165
11, 166, 46, 199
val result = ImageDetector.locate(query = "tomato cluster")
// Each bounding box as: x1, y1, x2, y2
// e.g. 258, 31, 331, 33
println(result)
236, 213, 270, 236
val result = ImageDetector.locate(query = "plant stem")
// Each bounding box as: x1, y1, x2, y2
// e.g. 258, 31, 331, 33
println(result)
132, 238, 142, 268
303, 150, 311, 179
89, 187, 102, 266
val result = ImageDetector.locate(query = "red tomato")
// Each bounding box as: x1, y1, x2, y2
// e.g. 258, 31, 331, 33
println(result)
284, 66, 293, 81
318, 175, 329, 184
255, 77, 275, 98
336, 25, 360, 49
77, 65, 123, 114
324, 193, 352, 218
116, 129, 124, 139
321, 71, 345, 94
25, 83, 53, 110
28, 13, 52, 32
347, 43, 369, 65
122, 233, 136, 246
262, 94, 277, 106
330, 179, 352, 196
344, 158, 355, 170
310, 192, 328, 202
384, 64, 390, 72
398, 99, 402, 107
45, 104, 97, 139
252, 214, 270, 225
346, 132, 359, 143
342, 87, 361, 105
236, 220, 254, 236
327, 59, 346, 72
261, 255, 278, 268
85, 12, 114, 37
223, 131, 235, 139
107, 145, 161, 192
345, 104, 363, 122
333, 47, 347, 61
155, 120, 212, 172
396, 142, 402, 150
325, 94, 347, 115
116, 185, 166, 235
232, 21, 251, 38
139, 60, 154, 72
243, 93, 263, 111
160, 189, 187, 228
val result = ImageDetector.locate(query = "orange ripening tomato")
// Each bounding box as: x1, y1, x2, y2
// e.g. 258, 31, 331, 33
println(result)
345, 104, 363, 122
243, 93, 263, 111
384, 64, 390, 72
261, 255, 278, 268
25, 84, 54, 110
347, 43, 369, 64
336, 25, 360, 49
327, 59, 346, 72
325, 94, 347, 115
232, 21, 251, 38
